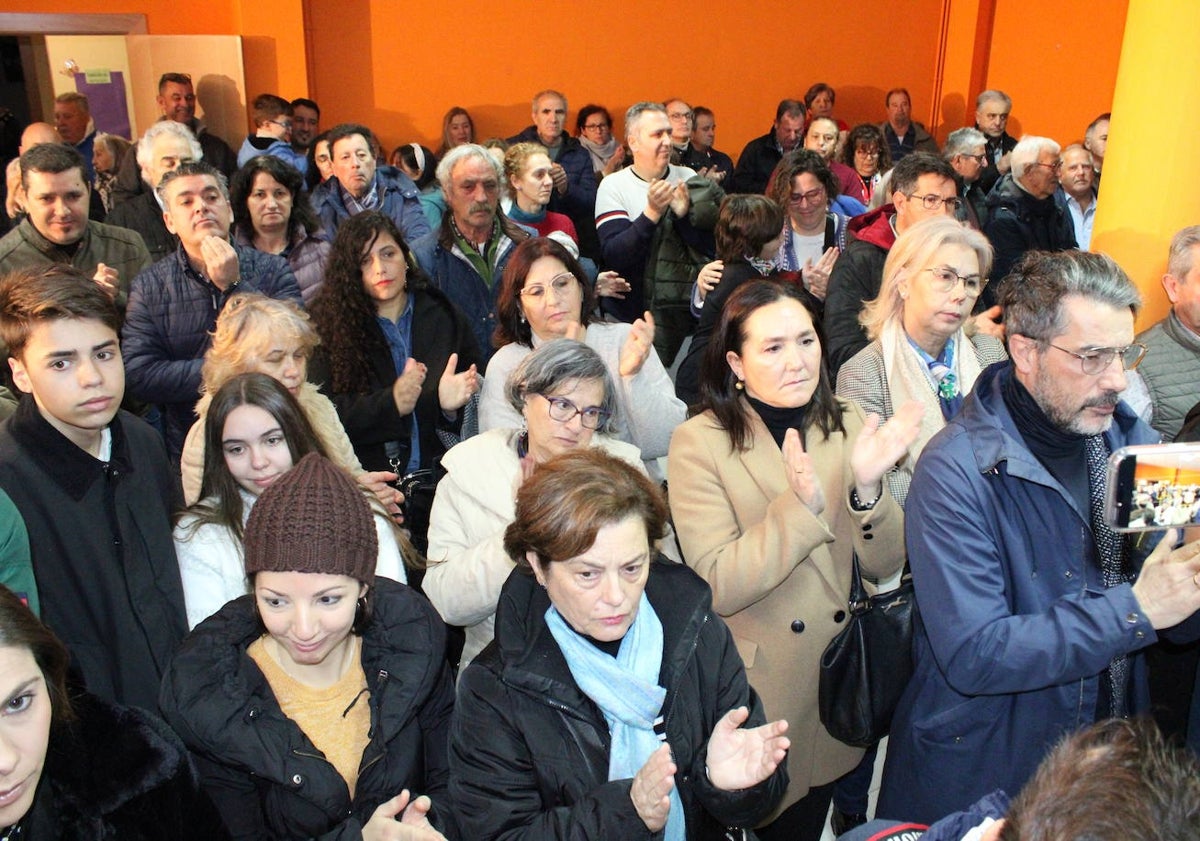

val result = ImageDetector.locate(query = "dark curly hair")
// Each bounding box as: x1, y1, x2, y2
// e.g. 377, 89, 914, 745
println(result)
309, 211, 429, 394
229, 155, 321, 241
841, 123, 891, 174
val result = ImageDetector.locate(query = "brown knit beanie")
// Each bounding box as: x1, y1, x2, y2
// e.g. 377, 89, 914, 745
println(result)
243, 452, 377, 583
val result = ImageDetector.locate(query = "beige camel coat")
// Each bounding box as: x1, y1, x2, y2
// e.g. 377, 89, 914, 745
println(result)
667, 398, 904, 821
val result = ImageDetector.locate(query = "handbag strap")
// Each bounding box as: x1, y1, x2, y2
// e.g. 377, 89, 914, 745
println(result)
848, 553, 870, 613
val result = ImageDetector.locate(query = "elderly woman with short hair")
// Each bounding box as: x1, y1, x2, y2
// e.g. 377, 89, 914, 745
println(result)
423, 339, 659, 670
230, 155, 331, 303
836, 216, 1007, 506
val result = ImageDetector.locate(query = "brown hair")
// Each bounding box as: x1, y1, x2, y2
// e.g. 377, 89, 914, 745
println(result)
0, 585, 74, 723
714, 194, 784, 264
0, 265, 119, 360
493, 237, 596, 347
999, 718, 1200, 841
504, 449, 667, 571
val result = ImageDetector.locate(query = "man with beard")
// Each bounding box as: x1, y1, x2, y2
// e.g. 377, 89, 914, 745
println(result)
878, 250, 1200, 824
1057, 144, 1097, 250
290, 97, 320, 155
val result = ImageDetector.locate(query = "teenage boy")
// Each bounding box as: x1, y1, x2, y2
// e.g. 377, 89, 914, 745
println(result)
0, 264, 186, 710
236, 93, 308, 175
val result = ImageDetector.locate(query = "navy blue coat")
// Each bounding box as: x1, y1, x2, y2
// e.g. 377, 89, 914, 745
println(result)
122, 241, 302, 460
312, 166, 432, 245
878, 362, 1167, 824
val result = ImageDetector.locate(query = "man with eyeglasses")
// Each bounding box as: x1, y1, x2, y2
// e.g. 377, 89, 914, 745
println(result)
984, 136, 1077, 304
943, 127, 990, 229
110, 72, 237, 208
878, 249, 1200, 824
665, 98, 722, 184
1128, 225, 1200, 440
236, 94, 307, 176
825, 153, 971, 375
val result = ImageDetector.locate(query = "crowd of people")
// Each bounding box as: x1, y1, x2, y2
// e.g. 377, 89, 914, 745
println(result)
0, 72, 1199, 841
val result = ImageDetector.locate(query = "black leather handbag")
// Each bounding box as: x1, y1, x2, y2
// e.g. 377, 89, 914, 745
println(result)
818, 555, 916, 747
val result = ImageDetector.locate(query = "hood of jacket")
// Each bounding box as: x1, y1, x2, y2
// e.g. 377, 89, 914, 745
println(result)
848, 204, 897, 251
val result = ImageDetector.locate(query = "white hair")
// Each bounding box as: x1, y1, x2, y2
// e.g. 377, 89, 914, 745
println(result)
1011, 136, 1060, 180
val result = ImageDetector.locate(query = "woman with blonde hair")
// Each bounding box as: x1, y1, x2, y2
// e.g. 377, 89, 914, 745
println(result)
179, 293, 399, 512
837, 216, 1006, 506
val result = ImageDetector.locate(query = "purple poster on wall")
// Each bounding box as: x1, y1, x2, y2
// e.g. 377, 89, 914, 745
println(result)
74, 71, 131, 141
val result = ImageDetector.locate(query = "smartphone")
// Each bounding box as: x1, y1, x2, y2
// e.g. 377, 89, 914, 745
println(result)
1106, 443, 1200, 532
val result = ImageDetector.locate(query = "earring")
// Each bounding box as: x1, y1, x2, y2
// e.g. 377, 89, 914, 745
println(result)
734, 379, 745, 391
519, 312, 526, 324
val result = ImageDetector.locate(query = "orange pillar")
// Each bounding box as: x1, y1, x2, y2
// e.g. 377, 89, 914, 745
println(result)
1091, 0, 1200, 329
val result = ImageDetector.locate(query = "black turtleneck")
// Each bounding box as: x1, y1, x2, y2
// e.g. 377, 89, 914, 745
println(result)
746, 395, 807, 449
1001, 368, 1090, 514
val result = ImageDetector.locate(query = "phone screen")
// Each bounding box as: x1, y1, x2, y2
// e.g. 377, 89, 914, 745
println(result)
1106, 444, 1200, 532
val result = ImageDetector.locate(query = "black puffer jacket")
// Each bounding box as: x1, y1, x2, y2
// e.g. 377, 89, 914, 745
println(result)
982, 173, 1077, 305
159, 578, 457, 840
450, 560, 788, 840
23, 693, 229, 840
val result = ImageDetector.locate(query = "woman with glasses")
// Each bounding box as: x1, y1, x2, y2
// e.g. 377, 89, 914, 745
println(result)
424, 339, 660, 670
668, 279, 917, 841
479, 238, 682, 478
308, 211, 482, 479
766, 150, 847, 303
840, 124, 892, 206
576, 104, 625, 180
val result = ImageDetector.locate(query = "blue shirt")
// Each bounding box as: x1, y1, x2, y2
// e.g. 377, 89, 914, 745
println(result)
376, 296, 420, 472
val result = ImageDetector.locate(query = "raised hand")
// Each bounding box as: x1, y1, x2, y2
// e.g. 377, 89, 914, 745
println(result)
93, 262, 119, 299
783, 427, 824, 515
392, 357, 426, 416
358, 470, 404, 518
668, 179, 690, 217
619, 311, 656, 377
705, 706, 790, 792
849, 401, 923, 502
696, 260, 724, 302
549, 162, 569, 196
801, 247, 839, 301
971, 305, 1005, 340
596, 270, 631, 300
645, 179, 675, 222
437, 352, 479, 412
630, 744, 675, 832
199, 235, 239, 289
1132, 531, 1200, 630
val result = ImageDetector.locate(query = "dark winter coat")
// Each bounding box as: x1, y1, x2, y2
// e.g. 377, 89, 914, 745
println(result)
160, 578, 457, 841
823, 205, 896, 376
0, 400, 186, 711
450, 561, 788, 841
22, 693, 230, 840
311, 166, 432, 245
727, 129, 784, 195
308, 284, 482, 474
878, 362, 1168, 824
121, 241, 302, 461
982, 174, 1077, 305
106, 190, 178, 262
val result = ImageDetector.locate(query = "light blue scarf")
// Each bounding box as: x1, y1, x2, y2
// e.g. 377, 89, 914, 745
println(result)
545, 594, 685, 841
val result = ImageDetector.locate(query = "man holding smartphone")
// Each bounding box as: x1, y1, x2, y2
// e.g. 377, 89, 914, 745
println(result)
877, 250, 1200, 824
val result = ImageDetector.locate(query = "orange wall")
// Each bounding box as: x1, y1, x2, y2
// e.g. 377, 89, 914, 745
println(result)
308, 0, 949, 156
984, 0, 1127, 145
18, 0, 1129, 157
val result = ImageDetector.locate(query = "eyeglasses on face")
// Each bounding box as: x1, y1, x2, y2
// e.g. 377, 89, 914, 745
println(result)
906, 193, 963, 212
923, 266, 986, 296
788, 187, 827, 206
1033, 160, 1064, 172
519, 273, 577, 300
1046, 342, 1147, 375
583, 122, 609, 131
539, 394, 611, 429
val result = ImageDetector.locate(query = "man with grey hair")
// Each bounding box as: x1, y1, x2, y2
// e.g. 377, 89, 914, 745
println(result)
1130, 225, 1200, 440
943, 126, 989, 228
879, 249, 1200, 823
974, 89, 1017, 192
983, 136, 1076, 300
595, 101, 720, 361
122, 160, 301, 460
106, 120, 202, 261
508, 89, 598, 257
1057, 143, 1097, 250
411, 144, 529, 360
53, 92, 96, 182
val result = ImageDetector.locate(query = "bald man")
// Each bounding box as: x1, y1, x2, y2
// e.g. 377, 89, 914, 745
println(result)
6, 123, 61, 223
